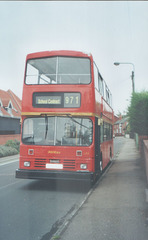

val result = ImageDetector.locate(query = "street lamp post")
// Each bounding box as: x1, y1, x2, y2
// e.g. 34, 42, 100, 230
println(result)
114, 62, 135, 93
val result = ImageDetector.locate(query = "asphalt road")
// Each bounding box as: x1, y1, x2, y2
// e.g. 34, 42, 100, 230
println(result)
0, 159, 91, 240
0, 137, 125, 240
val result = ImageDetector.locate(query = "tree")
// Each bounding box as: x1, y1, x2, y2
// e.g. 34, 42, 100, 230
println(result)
128, 91, 148, 135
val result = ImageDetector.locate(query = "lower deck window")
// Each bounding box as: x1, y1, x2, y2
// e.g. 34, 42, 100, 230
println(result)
22, 116, 93, 146
103, 122, 113, 141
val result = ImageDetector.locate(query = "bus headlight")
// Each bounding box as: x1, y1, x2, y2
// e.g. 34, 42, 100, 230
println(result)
24, 161, 30, 167
80, 164, 87, 169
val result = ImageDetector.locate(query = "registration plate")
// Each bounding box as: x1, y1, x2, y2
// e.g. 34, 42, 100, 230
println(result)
46, 163, 63, 169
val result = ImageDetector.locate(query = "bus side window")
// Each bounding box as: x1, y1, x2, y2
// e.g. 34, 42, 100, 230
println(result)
93, 63, 99, 90
103, 122, 107, 141
93, 62, 105, 98
109, 92, 112, 107
103, 122, 113, 141
105, 85, 109, 104
98, 74, 104, 97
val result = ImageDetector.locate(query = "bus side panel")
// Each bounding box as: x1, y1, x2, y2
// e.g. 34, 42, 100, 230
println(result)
100, 139, 113, 169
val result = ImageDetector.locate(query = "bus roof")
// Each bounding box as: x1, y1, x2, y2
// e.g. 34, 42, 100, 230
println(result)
26, 50, 92, 60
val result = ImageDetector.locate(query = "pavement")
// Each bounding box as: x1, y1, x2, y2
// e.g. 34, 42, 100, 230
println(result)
58, 138, 148, 240
0, 154, 19, 166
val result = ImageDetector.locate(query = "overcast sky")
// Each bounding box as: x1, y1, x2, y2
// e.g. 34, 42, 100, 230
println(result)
0, 1, 148, 115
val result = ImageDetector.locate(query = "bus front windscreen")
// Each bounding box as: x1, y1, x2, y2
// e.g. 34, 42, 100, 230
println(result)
22, 116, 93, 146
25, 57, 91, 85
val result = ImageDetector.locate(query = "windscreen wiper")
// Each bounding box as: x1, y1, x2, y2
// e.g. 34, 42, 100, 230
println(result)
67, 115, 89, 129
45, 116, 48, 139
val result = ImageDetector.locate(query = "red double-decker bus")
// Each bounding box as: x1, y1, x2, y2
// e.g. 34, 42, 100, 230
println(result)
16, 50, 113, 183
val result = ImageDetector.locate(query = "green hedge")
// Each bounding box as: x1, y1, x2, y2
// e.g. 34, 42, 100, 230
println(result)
128, 91, 148, 135
0, 139, 20, 158
5, 139, 20, 152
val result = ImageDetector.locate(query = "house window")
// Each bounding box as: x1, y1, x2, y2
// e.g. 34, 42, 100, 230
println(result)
9, 102, 12, 108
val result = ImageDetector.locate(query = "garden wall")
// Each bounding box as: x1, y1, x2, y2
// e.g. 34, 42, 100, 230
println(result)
0, 134, 20, 145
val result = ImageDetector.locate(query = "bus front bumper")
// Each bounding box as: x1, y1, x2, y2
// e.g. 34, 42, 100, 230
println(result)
15, 169, 94, 182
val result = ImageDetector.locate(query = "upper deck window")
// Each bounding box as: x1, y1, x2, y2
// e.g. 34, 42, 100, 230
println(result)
25, 57, 91, 85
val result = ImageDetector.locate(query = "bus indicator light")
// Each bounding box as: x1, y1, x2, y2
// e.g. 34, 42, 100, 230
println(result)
28, 149, 34, 155
76, 150, 82, 156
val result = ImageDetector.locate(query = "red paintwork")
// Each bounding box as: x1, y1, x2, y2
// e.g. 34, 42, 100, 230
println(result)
19, 50, 113, 179
22, 84, 95, 115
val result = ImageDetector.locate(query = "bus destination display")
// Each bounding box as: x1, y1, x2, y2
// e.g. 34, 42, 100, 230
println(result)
33, 92, 81, 108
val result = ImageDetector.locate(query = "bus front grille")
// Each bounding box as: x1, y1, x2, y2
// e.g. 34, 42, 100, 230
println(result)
34, 158, 46, 168
63, 160, 75, 170
34, 158, 75, 170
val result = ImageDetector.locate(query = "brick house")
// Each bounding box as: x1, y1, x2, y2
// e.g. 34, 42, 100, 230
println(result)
114, 116, 128, 136
0, 89, 21, 144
